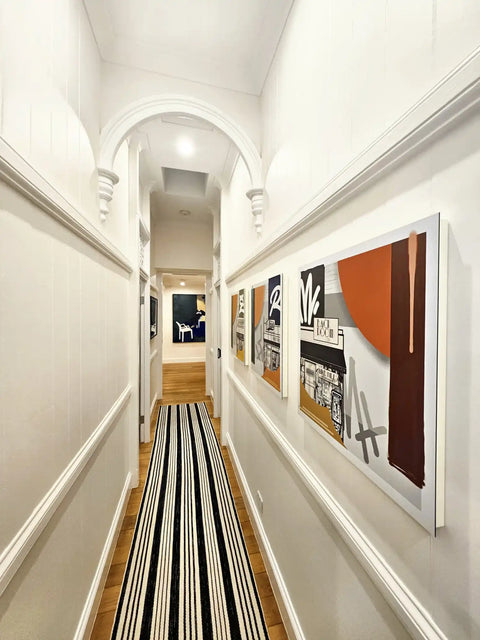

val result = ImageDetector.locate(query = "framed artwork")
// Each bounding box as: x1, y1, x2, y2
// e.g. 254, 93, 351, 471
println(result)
299, 214, 443, 533
172, 294, 206, 343
150, 296, 158, 339
231, 289, 247, 363
251, 274, 285, 395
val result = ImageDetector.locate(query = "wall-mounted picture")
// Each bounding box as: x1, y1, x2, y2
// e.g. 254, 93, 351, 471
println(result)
251, 275, 284, 394
299, 214, 442, 533
231, 289, 246, 363
150, 296, 158, 339
172, 294, 206, 343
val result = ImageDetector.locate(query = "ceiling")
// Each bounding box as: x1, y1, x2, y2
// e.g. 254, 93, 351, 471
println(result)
150, 188, 219, 225
138, 115, 238, 184
163, 274, 206, 289
84, 0, 294, 94
139, 115, 224, 223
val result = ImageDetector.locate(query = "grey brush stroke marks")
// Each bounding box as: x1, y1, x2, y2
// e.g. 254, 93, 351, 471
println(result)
345, 356, 387, 464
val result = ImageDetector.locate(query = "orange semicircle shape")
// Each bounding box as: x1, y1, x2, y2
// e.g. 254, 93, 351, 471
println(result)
337, 244, 392, 357
254, 286, 265, 327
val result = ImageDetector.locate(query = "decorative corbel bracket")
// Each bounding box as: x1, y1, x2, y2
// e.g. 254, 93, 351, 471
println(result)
98, 168, 119, 222
246, 188, 264, 235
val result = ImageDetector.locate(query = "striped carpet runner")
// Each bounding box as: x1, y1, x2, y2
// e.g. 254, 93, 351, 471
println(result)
111, 402, 269, 640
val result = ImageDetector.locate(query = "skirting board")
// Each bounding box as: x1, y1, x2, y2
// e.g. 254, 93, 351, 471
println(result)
74, 472, 132, 640
0, 385, 132, 598
150, 392, 158, 416
227, 370, 448, 640
226, 433, 305, 640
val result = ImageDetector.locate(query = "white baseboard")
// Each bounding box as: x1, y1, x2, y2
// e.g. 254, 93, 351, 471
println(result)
74, 472, 132, 640
227, 370, 448, 640
0, 385, 132, 598
150, 392, 158, 415
163, 357, 206, 364
226, 433, 305, 640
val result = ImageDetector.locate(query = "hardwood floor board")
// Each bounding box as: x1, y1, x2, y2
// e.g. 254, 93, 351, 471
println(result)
250, 551, 267, 575
243, 533, 261, 555
260, 595, 283, 627
255, 571, 274, 599
120, 514, 137, 531
90, 611, 115, 639
267, 622, 290, 639
111, 543, 132, 566
105, 563, 127, 589
236, 507, 249, 522
97, 585, 121, 614
241, 520, 255, 538
90, 362, 288, 640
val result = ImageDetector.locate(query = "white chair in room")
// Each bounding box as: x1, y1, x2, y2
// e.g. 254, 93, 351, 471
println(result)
176, 321, 193, 342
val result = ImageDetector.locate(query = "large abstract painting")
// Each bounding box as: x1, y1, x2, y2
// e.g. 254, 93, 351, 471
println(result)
172, 294, 206, 343
251, 275, 284, 394
231, 289, 246, 363
299, 215, 441, 532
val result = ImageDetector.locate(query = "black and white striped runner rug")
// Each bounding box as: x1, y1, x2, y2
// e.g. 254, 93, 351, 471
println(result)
111, 402, 269, 640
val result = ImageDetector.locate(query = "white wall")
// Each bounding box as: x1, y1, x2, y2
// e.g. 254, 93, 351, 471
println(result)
100, 62, 261, 151
0, 182, 131, 639
0, 3, 135, 638
152, 216, 213, 272
163, 284, 206, 364
221, 2, 480, 639
0, 0, 101, 226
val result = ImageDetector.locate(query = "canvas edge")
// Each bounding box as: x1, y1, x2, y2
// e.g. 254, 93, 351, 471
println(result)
435, 219, 449, 529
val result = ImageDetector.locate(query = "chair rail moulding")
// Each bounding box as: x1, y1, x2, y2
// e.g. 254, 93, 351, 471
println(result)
226, 370, 448, 640
98, 94, 265, 232
0, 137, 132, 274
225, 44, 480, 284
0, 385, 132, 598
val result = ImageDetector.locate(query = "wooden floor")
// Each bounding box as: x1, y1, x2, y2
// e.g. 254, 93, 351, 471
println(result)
90, 362, 287, 640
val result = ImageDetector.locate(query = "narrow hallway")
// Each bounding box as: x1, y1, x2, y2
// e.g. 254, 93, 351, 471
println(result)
90, 363, 287, 640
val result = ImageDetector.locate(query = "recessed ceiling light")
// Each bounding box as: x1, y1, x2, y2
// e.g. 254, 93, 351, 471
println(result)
180, 281, 186, 286
179, 209, 191, 216
177, 137, 194, 157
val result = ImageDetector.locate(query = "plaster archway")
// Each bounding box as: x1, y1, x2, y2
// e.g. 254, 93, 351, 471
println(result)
98, 94, 264, 232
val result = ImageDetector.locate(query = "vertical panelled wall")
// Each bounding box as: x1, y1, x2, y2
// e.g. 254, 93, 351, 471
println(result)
222, 1, 480, 639
0, 2, 133, 639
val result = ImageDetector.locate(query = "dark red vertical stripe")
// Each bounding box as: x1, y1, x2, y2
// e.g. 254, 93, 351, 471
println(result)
388, 233, 426, 488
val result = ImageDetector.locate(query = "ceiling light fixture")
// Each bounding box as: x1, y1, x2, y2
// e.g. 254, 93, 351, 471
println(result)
177, 136, 195, 157
180, 281, 186, 286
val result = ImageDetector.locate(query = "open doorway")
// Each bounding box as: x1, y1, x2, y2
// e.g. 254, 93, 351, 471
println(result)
156, 273, 210, 397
